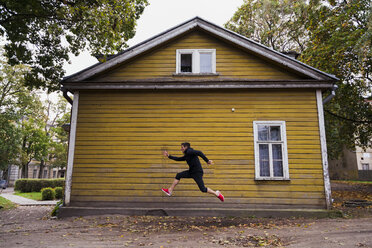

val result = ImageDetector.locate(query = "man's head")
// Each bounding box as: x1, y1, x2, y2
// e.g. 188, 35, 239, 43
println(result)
181, 142, 190, 153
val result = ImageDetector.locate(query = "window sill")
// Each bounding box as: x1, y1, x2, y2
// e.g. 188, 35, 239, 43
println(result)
173, 73, 220, 77
255, 177, 291, 181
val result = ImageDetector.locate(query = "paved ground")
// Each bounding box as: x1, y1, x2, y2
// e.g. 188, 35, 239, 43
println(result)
0, 187, 58, 206
0, 182, 371, 247
0, 206, 371, 248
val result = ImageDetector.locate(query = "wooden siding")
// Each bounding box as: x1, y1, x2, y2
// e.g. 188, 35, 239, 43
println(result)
92, 31, 304, 81
71, 89, 326, 209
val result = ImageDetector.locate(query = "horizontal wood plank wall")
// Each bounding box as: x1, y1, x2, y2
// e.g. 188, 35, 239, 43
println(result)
93, 30, 303, 81
71, 89, 326, 209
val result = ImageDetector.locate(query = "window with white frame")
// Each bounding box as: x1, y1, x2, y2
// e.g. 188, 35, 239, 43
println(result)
362, 163, 370, 170
176, 49, 216, 74
253, 121, 289, 180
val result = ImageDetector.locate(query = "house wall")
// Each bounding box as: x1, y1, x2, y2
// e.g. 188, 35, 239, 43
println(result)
92, 30, 305, 81
70, 89, 326, 209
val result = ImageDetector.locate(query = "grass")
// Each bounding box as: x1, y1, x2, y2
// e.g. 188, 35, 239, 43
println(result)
0, 196, 16, 210
332, 180, 372, 184
14, 191, 42, 201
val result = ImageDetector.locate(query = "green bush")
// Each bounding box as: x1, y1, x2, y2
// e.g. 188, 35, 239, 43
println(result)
15, 179, 65, 193
54, 187, 64, 199
41, 188, 56, 200
51, 200, 63, 217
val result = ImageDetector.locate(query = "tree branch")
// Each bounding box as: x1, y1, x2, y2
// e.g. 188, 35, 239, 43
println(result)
325, 109, 372, 123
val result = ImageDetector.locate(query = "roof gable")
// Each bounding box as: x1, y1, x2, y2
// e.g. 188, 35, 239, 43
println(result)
92, 30, 305, 81
63, 17, 338, 83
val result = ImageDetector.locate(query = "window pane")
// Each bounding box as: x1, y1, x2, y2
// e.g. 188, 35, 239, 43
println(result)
259, 144, 270, 177
272, 144, 283, 177
181, 54, 192, 72
200, 53, 212, 73
270, 126, 281, 141
258, 125, 269, 141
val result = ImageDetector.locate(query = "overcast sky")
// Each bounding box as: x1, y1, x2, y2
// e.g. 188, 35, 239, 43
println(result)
64, 0, 244, 76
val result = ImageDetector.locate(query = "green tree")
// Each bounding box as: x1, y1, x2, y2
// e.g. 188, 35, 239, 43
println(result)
20, 117, 50, 178
0, 0, 149, 91
225, 0, 310, 52
301, 0, 372, 158
0, 112, 20, 173
49, 111, 71, 171
226, 0, 372, 158
0, 49, 32, 174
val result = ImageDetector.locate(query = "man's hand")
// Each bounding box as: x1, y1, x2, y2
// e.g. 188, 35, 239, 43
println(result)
207, 160, 214, 165
163, 150, 169, 157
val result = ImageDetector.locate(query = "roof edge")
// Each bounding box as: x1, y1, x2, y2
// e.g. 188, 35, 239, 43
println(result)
62, 17, 339, 83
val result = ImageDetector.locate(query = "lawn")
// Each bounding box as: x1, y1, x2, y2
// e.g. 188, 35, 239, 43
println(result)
332, 180, 372, 184
14, 191, 42, 201
0, 196, 16, 210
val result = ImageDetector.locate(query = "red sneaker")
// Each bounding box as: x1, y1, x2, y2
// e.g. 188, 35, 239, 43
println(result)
161, 188, 172, 196
216, 190, 224, 202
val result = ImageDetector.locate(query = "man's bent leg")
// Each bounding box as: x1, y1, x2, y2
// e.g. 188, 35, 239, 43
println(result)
167, 170, 191, 194
192, 174, 224, 201
169, 179, 180, 194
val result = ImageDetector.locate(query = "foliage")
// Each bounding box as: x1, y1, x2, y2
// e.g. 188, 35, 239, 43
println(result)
14, 178, 65, 193
300, 0, 372, 158
0, 112, 21, 171
1, 48, 71, 176
54, 187, 64, 199
48, 99, 71, 169
51, 200, 63, 217
226, 0, 372, 159
225, 0, 310, 52
41, 187, 55, 200
0, 51, 30, 171
0, 0, 149, 91
20, 117, 51, 177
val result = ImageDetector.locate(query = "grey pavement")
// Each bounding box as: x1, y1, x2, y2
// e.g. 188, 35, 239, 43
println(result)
0, 187, 58, 206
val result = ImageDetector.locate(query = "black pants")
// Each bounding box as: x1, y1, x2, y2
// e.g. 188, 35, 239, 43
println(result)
175, 170, 208, 193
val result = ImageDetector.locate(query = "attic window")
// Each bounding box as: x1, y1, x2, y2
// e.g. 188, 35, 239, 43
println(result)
180, 54, 192, 72
176, 49, 216, 74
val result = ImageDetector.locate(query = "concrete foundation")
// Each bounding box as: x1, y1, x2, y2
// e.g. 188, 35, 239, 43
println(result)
58, 206, 342, 219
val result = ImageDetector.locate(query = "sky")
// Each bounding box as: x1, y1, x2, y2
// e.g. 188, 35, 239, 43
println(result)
63, 0, 244, 76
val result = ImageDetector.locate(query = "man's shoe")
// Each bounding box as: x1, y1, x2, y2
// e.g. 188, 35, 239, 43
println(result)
216, 190, 224, 202
161, 188, 172, 196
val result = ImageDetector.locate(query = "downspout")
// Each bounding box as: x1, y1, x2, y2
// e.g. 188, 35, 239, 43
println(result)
62, 87, 73, 105
323, 84, 338, 104
317, 83, 338, 210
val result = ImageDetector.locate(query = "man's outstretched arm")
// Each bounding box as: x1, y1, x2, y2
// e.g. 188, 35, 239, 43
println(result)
163, 150, 186, 161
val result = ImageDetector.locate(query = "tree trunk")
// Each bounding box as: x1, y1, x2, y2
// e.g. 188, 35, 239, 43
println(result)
38, 160, 45, 178
21, 163, 29, 178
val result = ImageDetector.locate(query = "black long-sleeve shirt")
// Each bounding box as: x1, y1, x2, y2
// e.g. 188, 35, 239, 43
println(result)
168, 148, 209, 174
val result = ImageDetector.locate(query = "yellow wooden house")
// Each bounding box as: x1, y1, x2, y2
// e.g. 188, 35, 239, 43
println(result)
60, 17, 338, 217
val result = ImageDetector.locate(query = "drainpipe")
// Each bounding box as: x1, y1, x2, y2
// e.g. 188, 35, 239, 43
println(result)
323, 84, 338, 104
62, 87, 73, 105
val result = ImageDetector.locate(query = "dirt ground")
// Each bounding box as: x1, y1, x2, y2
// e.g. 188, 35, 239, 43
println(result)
0, 182, 371, 248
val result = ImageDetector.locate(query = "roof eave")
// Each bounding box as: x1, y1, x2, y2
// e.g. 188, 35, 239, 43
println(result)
62, 17, 339, 83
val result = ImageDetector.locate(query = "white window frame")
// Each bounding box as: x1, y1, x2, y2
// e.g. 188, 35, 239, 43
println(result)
253, 121, 289, 180
361, 163, 370, 170
176, 49, 216, 74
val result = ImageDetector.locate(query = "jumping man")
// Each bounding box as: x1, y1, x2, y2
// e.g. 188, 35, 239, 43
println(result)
161, 142, 225, 202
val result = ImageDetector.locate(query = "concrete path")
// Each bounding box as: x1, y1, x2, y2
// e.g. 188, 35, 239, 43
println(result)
0, 187, 58, 206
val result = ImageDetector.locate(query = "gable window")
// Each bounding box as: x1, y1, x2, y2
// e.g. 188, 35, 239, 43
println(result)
253, 121, 289, 180
176, 49, 216, 74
